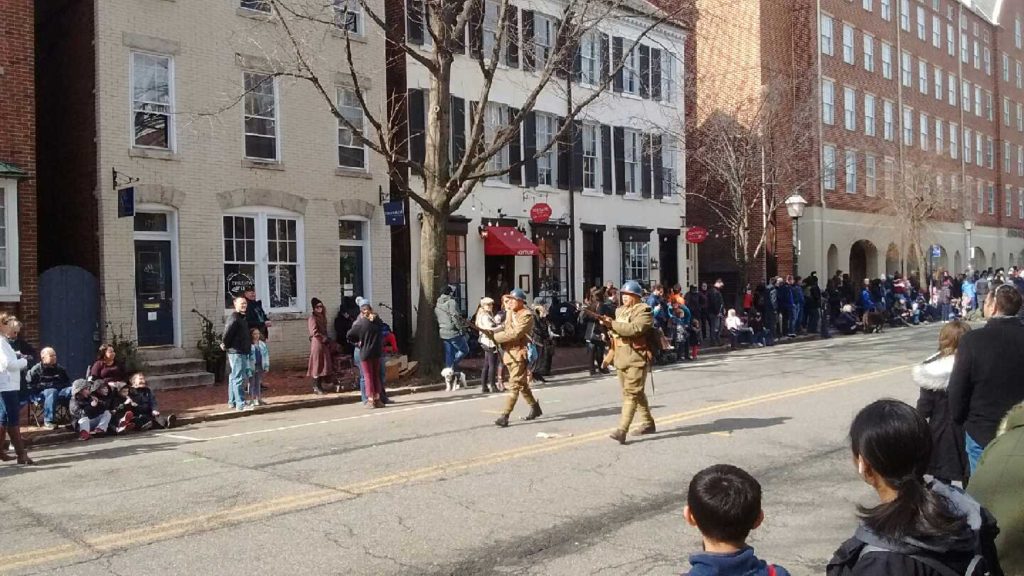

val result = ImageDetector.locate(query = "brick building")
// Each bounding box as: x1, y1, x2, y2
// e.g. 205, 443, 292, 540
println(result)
0, 0, 39, 342
690, 0, 1024, 293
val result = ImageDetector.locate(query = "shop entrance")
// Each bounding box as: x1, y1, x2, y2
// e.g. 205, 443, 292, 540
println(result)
484, 255, 514, 302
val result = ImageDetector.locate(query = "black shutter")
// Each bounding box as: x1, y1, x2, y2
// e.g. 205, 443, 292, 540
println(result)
572, 43, 582, 83
651, 48, 662, 101
408, 89, 426, 171
554, 19, 566, 79
641, 134, 652, 198
407, 0, 424, 45
451, 96, 466, 169
653, 134, 664, 199
509, 108, 522, 185
600, 33, 610, 85
468, 0, 482, 59
506, 8, 519, 68
613, 126, 625, 195
601, 124, 613, 195
571, 120, 584, 189
557, 117, 570, 190
639, 45, 651, 99
612, 37, 624, 93
524, 111, 538, 186
522, 10, 535, 71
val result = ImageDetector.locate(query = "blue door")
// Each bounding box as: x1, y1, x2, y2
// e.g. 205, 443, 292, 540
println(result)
39, 266, 99, 379
135, 240, 174, 346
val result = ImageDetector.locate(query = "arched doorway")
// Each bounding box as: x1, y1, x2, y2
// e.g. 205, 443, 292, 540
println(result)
906, 245, 922, 280
827, 244, 839, 277
936, 246, 949, 273
850, 240, 878, 283
885, 243, 901, 275
954, 250, 962, 273
973, 248, 987, 270
991, 251, 998, 269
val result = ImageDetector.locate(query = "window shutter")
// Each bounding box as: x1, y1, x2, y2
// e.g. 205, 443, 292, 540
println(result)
572, 42, 582, 83
522, 10, 536, 71
612, 37, 624, 93
557, 117, 570, 190
407, 0, 424, 45
613, 126, 625, 194
601, 124, 613, 195
468, 1, 483, 59
600, 33, 610, 85
505, 8, 519, 68
524, 111, 538, 186
653, 134, 664, 199
408, 89, 426, 171
571, 120, 584, 188
509, 107, 522, 185
639, 45, 651, 98
641, 134, 653, 198
554, 19, 567, 79
651, 48, 663, 101
451, 96, 466, 170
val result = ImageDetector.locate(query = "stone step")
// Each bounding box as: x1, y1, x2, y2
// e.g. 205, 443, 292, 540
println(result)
144, 357, 207, 376
146, 371, 215, 391
137, 346, 196, 363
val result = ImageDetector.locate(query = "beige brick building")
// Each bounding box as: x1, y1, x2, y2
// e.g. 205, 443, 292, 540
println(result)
38, 0, 391, 372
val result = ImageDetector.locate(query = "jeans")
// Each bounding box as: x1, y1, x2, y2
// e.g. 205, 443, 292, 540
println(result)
482, 348, 500, 386
805, 306, 820, 334
791, 304, 802, 334
941, 303, 952, 321
32, 386, 72, 425
763, 314, 776, 346
361, 357, 381, 399
708, 315, 722, 346
443, 335, 469, 371
355, 347, 390, 404
77, 412, 111, 433
779, 309, 791, 336
227, 353, 247, 409
248, 371, 263, 403
965, 432, 985, 475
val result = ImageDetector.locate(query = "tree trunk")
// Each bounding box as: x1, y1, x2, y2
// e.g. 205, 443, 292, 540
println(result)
413, 209, 449, 378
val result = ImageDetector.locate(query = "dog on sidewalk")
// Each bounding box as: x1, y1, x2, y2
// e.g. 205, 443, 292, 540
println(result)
441, 367, 467, 391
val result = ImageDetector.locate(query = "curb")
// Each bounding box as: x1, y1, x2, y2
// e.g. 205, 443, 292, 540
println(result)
26, 332, 827, 447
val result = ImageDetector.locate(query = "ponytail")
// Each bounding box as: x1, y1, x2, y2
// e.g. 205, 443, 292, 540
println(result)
858, 474, 966, 541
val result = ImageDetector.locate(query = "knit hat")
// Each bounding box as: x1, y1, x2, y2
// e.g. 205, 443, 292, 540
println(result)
355, 296, 368, 307
311, 297, 323, 309
72, 379, 91, 396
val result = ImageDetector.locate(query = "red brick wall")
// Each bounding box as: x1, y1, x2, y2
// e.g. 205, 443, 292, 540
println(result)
0, 0, 39, 343
995, 6, 1024, 244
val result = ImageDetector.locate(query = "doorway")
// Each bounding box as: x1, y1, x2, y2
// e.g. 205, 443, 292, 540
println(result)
485, 255, 514, 302
134, 210, 178, 347
581, 225, 604, 293
658, 231, 679, 288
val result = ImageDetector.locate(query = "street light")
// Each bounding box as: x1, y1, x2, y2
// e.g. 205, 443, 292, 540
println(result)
964, 219, 974, 273
785, 193, 808, 277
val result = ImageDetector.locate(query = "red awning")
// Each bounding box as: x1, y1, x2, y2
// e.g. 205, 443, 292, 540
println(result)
484, 226, 539, 256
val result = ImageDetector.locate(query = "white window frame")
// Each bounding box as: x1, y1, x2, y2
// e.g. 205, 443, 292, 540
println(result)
536, 112, 558, 187
933, 65, 942, 100
484, 102, 511, 182
223, 208, 305, 313
482, 0, 504, 62
822, 78, 835, 125
865, 154, 877, 196
0, 179, 20, 300
823, 145, 836, 190
333, 0, 363, 35
916, 6, 925, 40
961, 32, 969, 63
948, 72, 956, 106
622, 45, 641, 96
883, 99, 894, 141
623, 129, 642, 195
845, 149, 857, 194
843, 24, 855, 64
1006, 142, 1013, 173
130, 52, 175, 152
1017, 17, 1022, 50
881, 0, 891, 21
661, 135, 678, 201
821, 14, 834, 56
962, 80, 971, 111
918, 59, 928, 94
1018, 102, 1023, 132
900, 0, 910, 31
988, 184, 996, 215
242, 72, 280, 162
950, 122, 958, 159
976, 132, 983, 166
901, 51, 912, 87
935, 118, 943, 154
1004, 53, 1011, 82
863, 34, 874, 72
947, 23, 954, 56
337, 87, 367, 170
984, 46, 991, 75
986, 91, 994, 121
582, 122, 600, 192
844, 86, 856, 131
1019, 188, 1024, 219
1019, 145, 1024, 177
533, 13, 555, 69
881, 42, 893, 79
986, 136, 994, 169
974, 84, 982, 117
974, 40, 981, 69
964, 127, 972, 164
919, 112, 929, 151
1005, 97, 1012, 127
903, 106, 913, 146
863, 0, 873, 12
1018, 61, 1023, 89
580, 32, 601, 87
864, 93, 876, 136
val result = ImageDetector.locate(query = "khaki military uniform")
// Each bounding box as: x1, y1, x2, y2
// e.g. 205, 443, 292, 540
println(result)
493, 306, 537, 415
610, 302, 655, 434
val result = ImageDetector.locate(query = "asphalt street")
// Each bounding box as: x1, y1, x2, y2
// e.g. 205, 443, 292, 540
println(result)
0, 326, 939, 575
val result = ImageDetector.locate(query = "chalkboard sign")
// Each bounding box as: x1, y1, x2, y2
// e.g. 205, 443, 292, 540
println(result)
226, 272, 254, 301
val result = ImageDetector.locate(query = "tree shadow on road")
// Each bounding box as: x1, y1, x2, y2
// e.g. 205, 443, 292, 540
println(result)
17, 439, 185, 466
636, 416, 791, 444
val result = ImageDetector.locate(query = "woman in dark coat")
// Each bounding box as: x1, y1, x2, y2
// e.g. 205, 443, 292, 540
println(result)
90, 344, 126, 382
307, 298, 333, 395
913, 320, 971, 485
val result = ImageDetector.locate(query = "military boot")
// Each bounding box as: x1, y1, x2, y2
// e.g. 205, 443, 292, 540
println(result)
608, 429, 627, 445
630, 423, 656, 436
523, 403, 543, 421
494, 414, 510, 428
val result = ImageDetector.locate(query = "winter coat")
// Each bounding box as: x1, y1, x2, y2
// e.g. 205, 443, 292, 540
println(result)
244, 298, 269, 334
968, 403, 1024, 574
26, 362, 70, 392
222, 312, 251, 355
791, 284, 805, 306
776, 284, 793, 310
346, 315, 384, 361
69, 380, 109, 421
859, 288, 875, 311
307, 313, 332, 378
827, 481, 1003, 576
0, 337, 28, 393
128, 386, 159, 416
707, 288, 725, 315
435, 294, 465, 340
914, 354, 969, 483
89, 361, 126, 383
683, 546, 791, 576
948, 316, 1024, 447
476, 309, 499, 350
248, 340, 270, 375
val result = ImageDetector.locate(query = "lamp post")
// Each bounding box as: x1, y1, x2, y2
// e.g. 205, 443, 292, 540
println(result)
964, 219, 974, 273
785, 193, 808, 277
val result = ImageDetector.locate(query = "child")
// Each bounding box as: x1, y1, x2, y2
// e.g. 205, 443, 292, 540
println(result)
110, 381, 136, 433
128, 373, 176, 430
913, 320, 971, 485
683, 464, 791, 576
688, 319, 702, 360
248, 328, 270, 406
68, 379, 111, 440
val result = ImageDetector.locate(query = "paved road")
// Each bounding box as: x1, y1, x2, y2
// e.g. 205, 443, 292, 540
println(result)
0, 326, 938, 575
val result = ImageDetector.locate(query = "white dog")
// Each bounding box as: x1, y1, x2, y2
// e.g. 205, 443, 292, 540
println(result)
441, 367, 467, 391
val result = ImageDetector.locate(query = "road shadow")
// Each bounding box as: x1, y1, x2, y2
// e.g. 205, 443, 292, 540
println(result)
0, 463, 73, 477
23, 439, 185, 465
543, 404, 669, 423
635, 416, 791, 444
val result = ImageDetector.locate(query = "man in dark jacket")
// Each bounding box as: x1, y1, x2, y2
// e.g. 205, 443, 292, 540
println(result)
347, 303, 385, 407
243, 286, 270, 339
759, 282, 777, 346
804, 273, 823, 334
221, 297, 251, 411
26, 347, 71, 429
706, 280, 725, 346
776, 277, 794, 338
948, 284, 1024, 473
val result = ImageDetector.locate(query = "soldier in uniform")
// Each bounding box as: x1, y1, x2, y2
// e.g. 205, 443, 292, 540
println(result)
485, 289, 543, 427
597, 281, 656, 444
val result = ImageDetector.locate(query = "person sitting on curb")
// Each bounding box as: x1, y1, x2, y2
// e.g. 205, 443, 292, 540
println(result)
102, 381, 134, 434
127, 373, 175, 430
69, 379, 110, 440
725, 309, 755, 349
26, 347, 71, 430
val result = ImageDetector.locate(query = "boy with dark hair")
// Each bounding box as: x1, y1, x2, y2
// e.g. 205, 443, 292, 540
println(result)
682, 464, 790, 576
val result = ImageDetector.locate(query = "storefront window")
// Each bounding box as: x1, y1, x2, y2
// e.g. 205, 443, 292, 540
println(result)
446, 234, 468, 313
534, 236, 568, 301
223, 211, 303, 311
621, 240, 650, 287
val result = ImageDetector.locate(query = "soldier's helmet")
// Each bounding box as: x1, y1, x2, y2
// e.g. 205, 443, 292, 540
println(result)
508, 288, 528, 302
619, 280, 644, 297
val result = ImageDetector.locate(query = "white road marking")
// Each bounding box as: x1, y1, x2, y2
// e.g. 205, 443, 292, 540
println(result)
163, 433, 203, 441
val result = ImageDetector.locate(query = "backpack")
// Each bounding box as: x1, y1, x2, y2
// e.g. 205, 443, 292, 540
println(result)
857, 544, 987, 576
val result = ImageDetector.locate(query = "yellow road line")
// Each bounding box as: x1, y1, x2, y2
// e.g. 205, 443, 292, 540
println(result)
1, 364, 910, 573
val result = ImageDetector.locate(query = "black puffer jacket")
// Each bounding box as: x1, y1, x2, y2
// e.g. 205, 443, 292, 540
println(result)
914, 354, 969, 484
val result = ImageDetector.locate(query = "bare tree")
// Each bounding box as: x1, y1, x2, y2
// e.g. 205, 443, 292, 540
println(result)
229, 0, 686, 374
884, 161, 950, 282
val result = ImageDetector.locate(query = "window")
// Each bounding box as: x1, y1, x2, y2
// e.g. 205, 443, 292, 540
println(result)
976, 132, 983, 165
881, 0, 891, 21
950, 122, 958, 159
533, 14, 555, 69
977, 180, 984, 214
1004, 53, 1011, 82
933, 65, 942, 99
223, 212, 303, 311
445, 234, 468, 314
1020, 189, 1024, 219
0, 180, 20, 296
932, 15, 941, 47
863, 35, 875, 72
536, 113, 557, 186
1005, 98, 1012, 127
974, 85, 982, 117
620, 240, 650, 287
338, 220, 367, 301
1018, 103, 1023, 132
582, 123, 599, 190
935, 118, 943, 153
1017, 17, 1022, 49
986, 136, 994, 169
661, 136, 677, 198
964, 127, 972, 164
337, 88, 366, 169
901, 51, 912, 87
974, 40, 981, 69
881, 42, 893, 79
845, 149, 857, 194
915, 6, 925, 40
1019, 145, 1023, 176
240, 0, 270, 12
903, 106, 913, 146
900, 0, 910, 31
535, 236, 568, 301
962, 80, 970, 111
988, 184, 995, 215
484, 103, 510, 180
864, 94, 876, 136
1018, 61, 1024, 89
822, 78, 835, 125
482, 0, 503, 60
844, 87, 856, 131
986, 91, 993, 121
863, 0, 873, 12
622, 45, 641, 95
333, 0, 362, 34
623, 129, 641, 195
580, 32, 601, 86
843, 24, 855, 64
131, 52, 173, 150
947, 24, 954, 56
823, 145, 836, 190
948, 72, 956, 106
866, 155, 877, 196
883, 99, 894, 141
918, 59, 928, 94
243, 72, 279, 161
1008, 186, 1015, 218
920, 112, 929, 150
1005, 142, 1012, 173
821, 14, 834, 56
961, 32, 969, 63
984, 47, 991, 75
661, 51, 676, 100
884, 158, 895, 197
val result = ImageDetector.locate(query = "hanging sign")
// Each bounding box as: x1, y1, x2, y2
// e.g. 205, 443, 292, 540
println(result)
529, 203, 552, 223
685, 226, 708, 244
117, 187, 135, 218
384, 201, 406, 226
226, 272, 255, 301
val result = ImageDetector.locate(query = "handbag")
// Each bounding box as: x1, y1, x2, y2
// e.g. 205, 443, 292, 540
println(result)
527, 342, 538, 363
